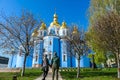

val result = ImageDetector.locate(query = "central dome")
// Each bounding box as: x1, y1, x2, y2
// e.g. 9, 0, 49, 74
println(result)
50, 13, 60, 28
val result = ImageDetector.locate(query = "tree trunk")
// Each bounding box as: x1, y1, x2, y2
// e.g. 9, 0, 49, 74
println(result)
117, 59, 120, 78
92, 54, 95, 69
77, 59, 80, 78
113, 53, 117, 67
116, 50, 120, 78
21, 54, 27, 77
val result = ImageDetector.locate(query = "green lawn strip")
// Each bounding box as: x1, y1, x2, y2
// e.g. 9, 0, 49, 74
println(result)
60, 68, 119, 80
0, 68, 43, 80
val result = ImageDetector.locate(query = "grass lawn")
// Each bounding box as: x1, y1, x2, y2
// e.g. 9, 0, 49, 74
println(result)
0, 68, 42, 80
60, 68, 120, 80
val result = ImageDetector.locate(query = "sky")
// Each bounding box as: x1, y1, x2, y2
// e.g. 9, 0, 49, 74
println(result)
0, 0, 90, 29
0, 0, 90, 57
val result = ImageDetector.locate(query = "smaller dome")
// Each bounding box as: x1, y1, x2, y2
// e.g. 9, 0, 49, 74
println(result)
60, 21, 67, 29
40, 22, 47, 30
72, 26, 79, 34
32, 28, 39, 37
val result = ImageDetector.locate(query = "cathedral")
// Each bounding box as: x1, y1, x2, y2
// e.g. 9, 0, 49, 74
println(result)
8, 13, 90, 68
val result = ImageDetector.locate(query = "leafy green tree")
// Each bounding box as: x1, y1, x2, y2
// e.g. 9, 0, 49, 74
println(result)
87, 11, 120, 78
88, 52, 107, 68
87, 0, 120, 78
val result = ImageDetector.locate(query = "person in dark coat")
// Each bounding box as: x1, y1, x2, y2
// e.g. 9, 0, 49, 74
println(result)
41, 54, 49, 80
51, 52, 60, 80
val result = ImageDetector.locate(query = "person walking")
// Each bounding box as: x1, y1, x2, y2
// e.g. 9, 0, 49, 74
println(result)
41, 54, 49, 80
51, 52, 60, 80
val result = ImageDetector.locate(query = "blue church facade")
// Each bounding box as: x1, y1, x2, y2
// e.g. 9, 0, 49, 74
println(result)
8, 13, 90, 68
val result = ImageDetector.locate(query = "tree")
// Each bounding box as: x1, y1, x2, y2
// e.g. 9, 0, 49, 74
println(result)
89, 0, 120, 24
88, 51, 107, 68
88, 0, 120, 78
0, 11, 41, 76
87, 11, 120, 78
66, 26, 88, 78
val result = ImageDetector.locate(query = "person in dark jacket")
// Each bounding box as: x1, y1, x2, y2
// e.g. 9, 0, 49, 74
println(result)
51, 52, 60, 80
41, 54, 49, 80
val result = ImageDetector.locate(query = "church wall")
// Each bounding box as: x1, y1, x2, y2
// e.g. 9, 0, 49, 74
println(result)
32, 40, 43, 67
67, 52, 72, 67
38, 40, 43, 65
11, 54, 17, 68
80, 55, 90, 67
43, 36, 60, 64
16, 54, 24, 68
71, 56, 76, 67
25, 48, 33, 68
8, 54, 17, 68
60, 39, 68, 67
26, 55, 33, 68
8, 54, 14, 68
75, 55, 90, 67
53, 37, 60, 58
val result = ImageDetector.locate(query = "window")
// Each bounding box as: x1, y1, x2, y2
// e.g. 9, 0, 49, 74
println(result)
63, 54, 66, 62
49, 54, 52, 60
35, 54, 38, 61
43, 48, 45, 52
57, 30, 59, 34
49, 40, 52, 45
63, 30, 65, 35
40, 31, 42, 36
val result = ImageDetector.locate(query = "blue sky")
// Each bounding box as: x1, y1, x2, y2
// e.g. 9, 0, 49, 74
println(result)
0, 0, 90, 29
0, 0, 90, 57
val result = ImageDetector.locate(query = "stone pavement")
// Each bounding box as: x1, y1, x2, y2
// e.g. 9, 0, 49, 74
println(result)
0, 68, 20, 72
35, 68, 63, 80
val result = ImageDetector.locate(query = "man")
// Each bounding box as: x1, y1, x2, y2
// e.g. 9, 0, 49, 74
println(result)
51, 52, 60, 80
41, 54, 49, 80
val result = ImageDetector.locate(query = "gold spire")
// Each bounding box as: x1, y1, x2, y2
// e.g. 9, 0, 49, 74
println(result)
40, 22, 46, 30
32, 28, 39, 37
60, 21, 67, 29
72, 26, 78, 34
50, 13, 60, 27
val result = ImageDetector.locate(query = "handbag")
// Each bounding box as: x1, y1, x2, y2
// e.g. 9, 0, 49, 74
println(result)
41, 66, 47, 71
41, 66, 45, 71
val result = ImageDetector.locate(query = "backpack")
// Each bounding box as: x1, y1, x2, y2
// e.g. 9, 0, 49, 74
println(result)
53, 57, 59, 68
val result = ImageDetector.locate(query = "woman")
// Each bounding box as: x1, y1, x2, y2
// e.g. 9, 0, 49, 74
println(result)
41, 54, 49, 80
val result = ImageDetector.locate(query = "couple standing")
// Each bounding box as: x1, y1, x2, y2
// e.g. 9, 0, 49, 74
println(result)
41, 52, 60, 80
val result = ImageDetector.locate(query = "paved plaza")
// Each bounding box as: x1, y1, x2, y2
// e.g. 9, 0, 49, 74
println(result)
35, 68, 63, 80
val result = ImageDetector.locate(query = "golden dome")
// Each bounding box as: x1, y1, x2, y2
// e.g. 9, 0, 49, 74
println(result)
60, 21, 67, 29
72, 26, 79, 34
50, 13, 60, 27
40, 22, 46, 30
32, 28, 39, 37
54, 13, 57, 18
